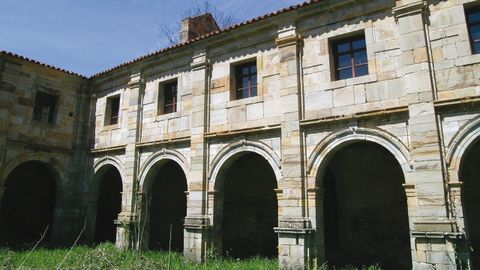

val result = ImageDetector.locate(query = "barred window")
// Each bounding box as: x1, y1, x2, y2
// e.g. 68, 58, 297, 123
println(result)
33, 92, 57, 124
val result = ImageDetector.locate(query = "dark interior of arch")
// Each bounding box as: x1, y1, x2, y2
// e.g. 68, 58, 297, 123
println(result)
322, 142, 411, 269
0, 161, 56, 249
148, 160, 187, 251
222, 152, 278, 259
94, 166, 122, 244
461, 139, 480, 269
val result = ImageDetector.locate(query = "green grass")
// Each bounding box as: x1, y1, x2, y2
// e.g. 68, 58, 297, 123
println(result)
0, 243, 277, 270
0, 243, 382, 270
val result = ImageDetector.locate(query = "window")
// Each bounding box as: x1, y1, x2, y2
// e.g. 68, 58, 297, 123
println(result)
33, 92, 57, 124
234, 61, 257, 99
332, 33, 368, 80
105, 95, 120, 125
466, 6, 480, 54
161, 80, 178, 114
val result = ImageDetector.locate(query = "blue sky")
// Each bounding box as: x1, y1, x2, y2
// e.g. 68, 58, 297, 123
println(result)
0, 0, 305, 76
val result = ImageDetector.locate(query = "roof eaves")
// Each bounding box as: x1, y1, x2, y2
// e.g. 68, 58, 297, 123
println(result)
90, 0, 319, 79
0, 50, 87, 79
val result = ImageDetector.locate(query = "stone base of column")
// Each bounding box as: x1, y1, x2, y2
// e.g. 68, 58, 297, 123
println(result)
115, 212, 136, 250
276, 217, 315, 270
411, 219, 470, 269
184, 216, 211, 262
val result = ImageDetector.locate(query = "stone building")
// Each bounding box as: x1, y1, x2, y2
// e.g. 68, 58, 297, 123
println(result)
1, 0, 480, 269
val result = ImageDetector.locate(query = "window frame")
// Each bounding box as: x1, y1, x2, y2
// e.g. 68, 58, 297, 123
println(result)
158, 79, 178, 115
466, 5, 480, 55
233, 60, 258, 100
105, 95, 121, 126
33, 91, 58, 124
331, 33, 369, 81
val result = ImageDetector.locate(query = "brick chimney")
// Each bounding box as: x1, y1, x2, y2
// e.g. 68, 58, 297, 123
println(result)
180, 13, 220, 43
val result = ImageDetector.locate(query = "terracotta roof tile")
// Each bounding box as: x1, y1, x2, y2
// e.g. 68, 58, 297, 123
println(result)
91, 0, 319, 78
0, 50, 87, 79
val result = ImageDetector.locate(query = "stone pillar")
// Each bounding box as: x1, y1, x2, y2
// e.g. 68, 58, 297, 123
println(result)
275, 24, 314, 270
116, 72, 144, 250
393, 1, 468, 268
184, 50, 211, 262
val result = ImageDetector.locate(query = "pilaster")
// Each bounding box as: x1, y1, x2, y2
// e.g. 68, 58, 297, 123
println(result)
184, 49, 211, 262
275, 23, 314, 270
394, 1, 467, 268
116, 71, 144, 250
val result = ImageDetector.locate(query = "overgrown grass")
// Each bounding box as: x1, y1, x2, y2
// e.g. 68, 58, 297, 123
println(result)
0, 243, 381, 269
0, 243, 277, 270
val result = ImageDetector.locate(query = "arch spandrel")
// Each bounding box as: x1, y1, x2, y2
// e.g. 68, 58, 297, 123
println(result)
446, 115, 480, 177
308, 127, 412, 186
208, 140, 282, 190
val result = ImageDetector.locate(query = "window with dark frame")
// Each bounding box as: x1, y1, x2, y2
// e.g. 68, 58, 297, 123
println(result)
234, 61, 257, 100
106, 95, 120, 125
33, 92, 58, 124
332, 33, 369, 80
466, 5, 480, 54
163, 81, 178, 114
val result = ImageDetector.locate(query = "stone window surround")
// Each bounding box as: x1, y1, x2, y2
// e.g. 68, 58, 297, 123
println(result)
320, 27, 377, 92
32, 90, 59, 126
155, 76, 182, 122
227, 55, 263, 107
104, 94, 121, 128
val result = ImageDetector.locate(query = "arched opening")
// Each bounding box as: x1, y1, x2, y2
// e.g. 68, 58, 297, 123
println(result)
216, 152, 278, 259
320, 142, 411, 269
0, 161, 57, 249
146, 160, 187, 251
460, 139, 480, 268
94, 165, 122, 244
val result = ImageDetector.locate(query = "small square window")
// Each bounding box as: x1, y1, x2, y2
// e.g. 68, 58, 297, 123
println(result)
33, 92, 58, 124
331, 33, 369, 80
105, 95, 120, 126
466, 6, 480, 54
234, 61, 257, 100
159, 80, 178, 115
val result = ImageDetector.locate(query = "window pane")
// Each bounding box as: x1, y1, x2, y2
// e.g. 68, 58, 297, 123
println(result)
473, 41, 480, 54
250, 64, 257, 74
250, 86, 257, 97
337, 42, 351, 53
251, 75, 257, 86
471, 25, 480, 40
354, 50, 368, 65
352, 38, 366, 50
338, 68, 353, 80
355, 65, 369, 77
468, 10, 480, 24
338, 54, 352, 68
242, 66, 250, 75
242, 77, 249, 88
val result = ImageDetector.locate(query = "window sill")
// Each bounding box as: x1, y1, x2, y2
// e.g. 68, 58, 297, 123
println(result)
227, 95, 263, 108
102, 124, 121, 131
155, 111, 180, 121
31, 120, 56, 128
454, 53, 480, 67
325, 73, 377, 91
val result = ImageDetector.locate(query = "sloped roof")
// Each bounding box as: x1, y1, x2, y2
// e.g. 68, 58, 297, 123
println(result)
91, 0, 320, 78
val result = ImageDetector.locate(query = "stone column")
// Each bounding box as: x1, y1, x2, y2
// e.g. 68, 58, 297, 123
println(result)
184, 50, 211, 262
116, 71, 144, 250
275, 24, 314, 270
394, 1, 468, 268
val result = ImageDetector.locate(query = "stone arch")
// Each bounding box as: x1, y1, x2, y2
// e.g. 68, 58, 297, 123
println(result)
137, 150, 188, 251
308, 127, 412, 184
85, 156, 125, 243
1, 153, 67, 190
446, 115, 480, 178
308, 127, 413, 268
209, 140, 282, 190
138, 149, 189, 193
